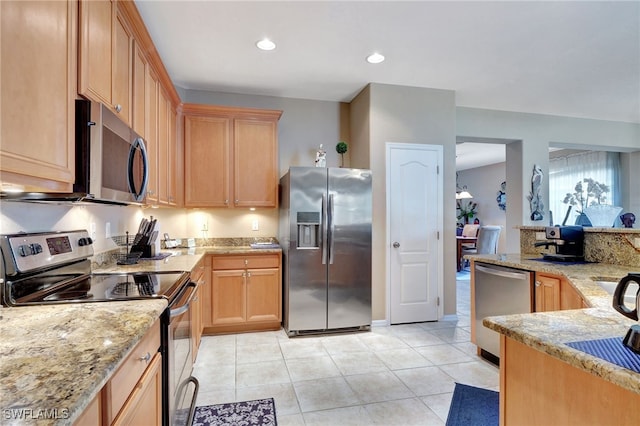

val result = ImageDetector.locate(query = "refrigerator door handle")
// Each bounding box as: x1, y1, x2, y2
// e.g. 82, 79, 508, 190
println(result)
328, 193, 335, 264
322, 193, 328, 265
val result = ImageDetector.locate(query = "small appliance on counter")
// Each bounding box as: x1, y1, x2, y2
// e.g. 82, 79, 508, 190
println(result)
613, 273, 640, 354
534, 225, 584, 262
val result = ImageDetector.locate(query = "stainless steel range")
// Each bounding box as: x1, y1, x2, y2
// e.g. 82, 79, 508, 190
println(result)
0, 230, 199, 425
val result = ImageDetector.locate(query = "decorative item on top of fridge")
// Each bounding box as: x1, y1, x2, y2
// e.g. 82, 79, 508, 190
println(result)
314, 144, 326, 167
336, 141, 348, 167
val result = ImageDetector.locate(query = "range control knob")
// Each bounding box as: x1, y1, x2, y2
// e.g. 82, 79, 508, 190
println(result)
78, 237, 93, 247
30, 243, 43, 254
17, 244, 33, 257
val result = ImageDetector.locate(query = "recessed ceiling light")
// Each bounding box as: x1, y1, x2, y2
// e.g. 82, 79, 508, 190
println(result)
366, 52, 385, 64
256, 38, 276, 51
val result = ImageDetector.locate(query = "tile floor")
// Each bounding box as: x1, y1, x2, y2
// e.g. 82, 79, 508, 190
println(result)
192, 270, 499, 425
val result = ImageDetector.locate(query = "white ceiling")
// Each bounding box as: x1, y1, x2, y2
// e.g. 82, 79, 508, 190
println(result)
135, 0, 640, 124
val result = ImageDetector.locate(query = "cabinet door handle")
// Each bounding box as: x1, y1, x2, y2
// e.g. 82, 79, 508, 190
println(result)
115, 104, 122, 113
139, 352, 151, 363
535, 281, 541, 287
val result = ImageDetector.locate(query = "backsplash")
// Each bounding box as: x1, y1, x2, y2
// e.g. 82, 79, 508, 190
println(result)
91, 236, 279, 269
519, 226, 640, 267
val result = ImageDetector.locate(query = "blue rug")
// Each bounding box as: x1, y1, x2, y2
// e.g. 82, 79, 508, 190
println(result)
446, 383, 499, 426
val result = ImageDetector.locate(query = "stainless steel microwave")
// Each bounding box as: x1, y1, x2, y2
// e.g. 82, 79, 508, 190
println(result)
0, 100, 148, 205
74, 99, 149, 205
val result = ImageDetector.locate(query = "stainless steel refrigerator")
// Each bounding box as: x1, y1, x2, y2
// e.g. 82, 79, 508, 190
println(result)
279, 167, 372, 336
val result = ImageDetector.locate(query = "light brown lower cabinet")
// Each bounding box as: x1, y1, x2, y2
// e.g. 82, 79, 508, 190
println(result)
500, 335, 640, 425
111, 352, 162, 426
535, 272, 587, 312
74, 393, 101, 426
191, 258, 208, 362
74, 319, 161, 425
202, 253, 282, 334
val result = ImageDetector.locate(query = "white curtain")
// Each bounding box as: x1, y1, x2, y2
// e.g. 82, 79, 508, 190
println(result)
549, 151, 620, 226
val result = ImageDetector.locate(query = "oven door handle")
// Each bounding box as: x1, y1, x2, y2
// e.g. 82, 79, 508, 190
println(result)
169, 281, 197, 317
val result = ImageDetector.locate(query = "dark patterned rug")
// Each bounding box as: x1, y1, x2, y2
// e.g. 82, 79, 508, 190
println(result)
192, 398, 277, 426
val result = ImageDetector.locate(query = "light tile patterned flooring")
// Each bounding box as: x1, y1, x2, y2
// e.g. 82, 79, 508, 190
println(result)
193, 271, 499, 425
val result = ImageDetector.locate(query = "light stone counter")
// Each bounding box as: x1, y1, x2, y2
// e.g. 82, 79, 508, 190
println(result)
92, 246, 282, 274
467, 254, 639, 395
0, 299, 167, 425
0, 244, 281, 425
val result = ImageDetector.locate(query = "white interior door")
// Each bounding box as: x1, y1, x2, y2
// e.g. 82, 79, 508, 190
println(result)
387, 143, 442, 324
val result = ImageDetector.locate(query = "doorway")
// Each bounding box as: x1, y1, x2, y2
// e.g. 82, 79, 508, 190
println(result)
386, 143, 443, 324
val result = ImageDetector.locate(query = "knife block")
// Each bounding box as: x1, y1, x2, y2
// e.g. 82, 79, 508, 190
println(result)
141, 245, 156, 258
130, 242, 156, 258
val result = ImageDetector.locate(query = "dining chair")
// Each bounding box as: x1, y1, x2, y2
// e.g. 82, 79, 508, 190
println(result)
460, 224, 480, 250
461, 224, 479, 238
461, 225, 502, 268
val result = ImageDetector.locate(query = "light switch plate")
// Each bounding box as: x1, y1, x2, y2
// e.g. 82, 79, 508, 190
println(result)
536, 232, 546, 240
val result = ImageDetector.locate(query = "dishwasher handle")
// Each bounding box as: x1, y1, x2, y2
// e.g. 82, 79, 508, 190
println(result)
475, 264, 529, 280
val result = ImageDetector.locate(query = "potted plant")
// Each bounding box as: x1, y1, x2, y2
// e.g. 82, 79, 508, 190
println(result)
457, 200, 478, 224
563, 178, 620, 226
336, 141, 348, 167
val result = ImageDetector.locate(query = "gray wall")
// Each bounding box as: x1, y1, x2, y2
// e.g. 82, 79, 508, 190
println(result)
352, 83, 458, 319
457, 107, 640, 252
457, 162, 508, 251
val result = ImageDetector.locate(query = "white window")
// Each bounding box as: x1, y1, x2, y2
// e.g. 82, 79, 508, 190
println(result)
549, 151, 620, 226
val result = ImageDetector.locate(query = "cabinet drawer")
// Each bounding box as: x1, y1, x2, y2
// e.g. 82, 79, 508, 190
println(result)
105, 319, 161, 422
213, 254, 279, 270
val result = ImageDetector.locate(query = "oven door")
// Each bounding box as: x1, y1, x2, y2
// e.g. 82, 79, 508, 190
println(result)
167, 282, 199, 426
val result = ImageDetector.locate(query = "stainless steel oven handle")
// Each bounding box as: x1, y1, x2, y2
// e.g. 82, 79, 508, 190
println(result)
186, 376, 200, 426
169, 282, 197, 317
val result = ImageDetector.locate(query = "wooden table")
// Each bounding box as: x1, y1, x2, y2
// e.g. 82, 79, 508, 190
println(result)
456, 236, 477, 271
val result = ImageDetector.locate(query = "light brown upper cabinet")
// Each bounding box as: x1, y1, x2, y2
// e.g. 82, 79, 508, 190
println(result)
183, 104, 282, 208
156, 88, 179, 206
0, 0, 77, 192
144, 63, 159, 204
132, 40, 147, 138
79, 0, 134, 125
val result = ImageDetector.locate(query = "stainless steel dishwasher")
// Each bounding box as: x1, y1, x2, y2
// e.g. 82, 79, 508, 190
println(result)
473, 262, 534, 361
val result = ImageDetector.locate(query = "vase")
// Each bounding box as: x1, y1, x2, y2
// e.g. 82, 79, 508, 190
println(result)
574, 213, 592, 227
583, 205, 623, 228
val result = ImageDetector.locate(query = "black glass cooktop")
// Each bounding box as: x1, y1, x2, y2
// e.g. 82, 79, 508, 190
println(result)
8, 271, 188, 305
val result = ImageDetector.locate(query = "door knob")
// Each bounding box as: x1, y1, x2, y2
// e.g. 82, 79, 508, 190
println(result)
393, 242, 400, 248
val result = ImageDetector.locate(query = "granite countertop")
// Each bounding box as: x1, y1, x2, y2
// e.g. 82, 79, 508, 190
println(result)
92, 245, 282, 274
0, 299, 167, 425
0, 244, 282, 424
468, 254, 639, 395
